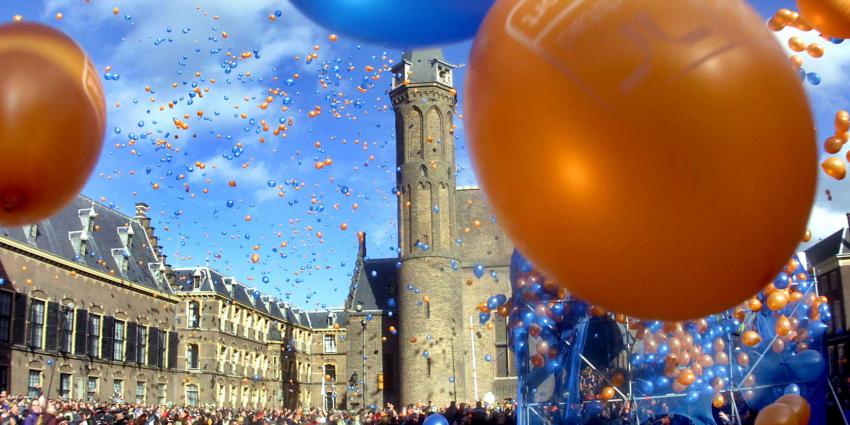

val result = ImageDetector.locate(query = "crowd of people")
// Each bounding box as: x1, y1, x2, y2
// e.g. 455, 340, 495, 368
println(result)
0, 390, 516, 425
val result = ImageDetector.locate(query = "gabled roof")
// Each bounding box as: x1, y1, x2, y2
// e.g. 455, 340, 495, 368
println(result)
0, 195, 171, 294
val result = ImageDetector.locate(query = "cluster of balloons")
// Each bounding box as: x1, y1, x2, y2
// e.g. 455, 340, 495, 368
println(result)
0, 22, 105, 226
821, 110, 850, 180
507, 250, 830, 425
465, 0, 817, 321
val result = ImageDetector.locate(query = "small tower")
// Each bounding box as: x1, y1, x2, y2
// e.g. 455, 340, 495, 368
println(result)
390, 49, 465, 405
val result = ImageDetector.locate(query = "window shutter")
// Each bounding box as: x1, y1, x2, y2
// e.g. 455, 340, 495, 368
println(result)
167, 331, 179, 369
11, 293, 27, 346
126, 322, 137, 364
45, 302, 60, 352
74, 310, 88, 356
101, 316, 114, 361
147, 327, 159, 367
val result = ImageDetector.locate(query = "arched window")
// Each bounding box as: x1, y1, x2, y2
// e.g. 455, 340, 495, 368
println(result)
187, 344, 199, 370
188, 301, 200, 329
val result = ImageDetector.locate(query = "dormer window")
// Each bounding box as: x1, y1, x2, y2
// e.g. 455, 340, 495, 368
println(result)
327, 314, 335, 328
118, 226, 134, 249
22, 224, 38, 244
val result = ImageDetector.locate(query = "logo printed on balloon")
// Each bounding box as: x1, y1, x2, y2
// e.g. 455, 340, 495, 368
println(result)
506, 0, 751, 107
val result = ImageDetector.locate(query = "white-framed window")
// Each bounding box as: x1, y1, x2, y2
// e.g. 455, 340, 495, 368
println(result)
135, 381, 145, 404
28, 370, 42, 398
188, 301, 200, 329
186, 384, 199, 406
113, 321, 125, 361
187, 344, 199, 370
136, 326, 147, 363
113, 379, 123, 400
323, 334, 337, 353
157, 383, 167, 405
87, 377, 98, 401
29, 300, 45, 350
88, 314, 101, 357
60, 308, 74, 353
59, 374, 72, 400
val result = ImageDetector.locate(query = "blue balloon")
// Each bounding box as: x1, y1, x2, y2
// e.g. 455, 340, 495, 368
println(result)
808, 321, 828, 338
807, 72, 822, 85
584, 400, 604, 416
290, 0, 495, 48
784, 384, 801, 395
473, 264, 485, 279
423, 414, 449, 425
788, 350, 825, 381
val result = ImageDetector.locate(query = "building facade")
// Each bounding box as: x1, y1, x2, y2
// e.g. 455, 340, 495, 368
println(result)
0, 49, 517, 409
804, 216, 850, 412
342, 49, 517, 409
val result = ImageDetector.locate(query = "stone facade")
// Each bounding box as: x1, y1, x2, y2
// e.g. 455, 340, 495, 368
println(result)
0, 199, 347, 410
342, 50, 517, 408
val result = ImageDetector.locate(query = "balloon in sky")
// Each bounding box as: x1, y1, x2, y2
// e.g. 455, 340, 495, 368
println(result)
465, 0, 817, 320
0, 22, 105, 226
797, 0, 850, 38
289, 0, 495, 48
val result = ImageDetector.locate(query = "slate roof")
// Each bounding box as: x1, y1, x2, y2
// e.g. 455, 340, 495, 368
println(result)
804, 229, 848, 268
306, 309, 348, 329
347, 257, 397, 312
0, 195, 172, 294
172, 265, 345, 329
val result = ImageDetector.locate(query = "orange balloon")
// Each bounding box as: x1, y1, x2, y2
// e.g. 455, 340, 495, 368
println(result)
0, 22, 105, 226
806, 42, 825, 58
821, 157, 846, 180
737, 352, 750, 367
712, 393, 725, 409
742, 330, 763, 347
465, 0, 816, 321
776, 316, 792, 336
767, 291, 790, 311
251, 253, 260, 264
797, 0, 850, 38
788, 36, 808, 52
776, 394, 811, 425
676, 369, 696, 386
611, 371, 625, 387
754, 402, 799, 425
599, 386, 616, 401
772, 338, 787, 353
824, 136, 844, 154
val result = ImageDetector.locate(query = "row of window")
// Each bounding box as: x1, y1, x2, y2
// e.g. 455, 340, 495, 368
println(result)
27, 370, 165, 404
1, 293, 178, 369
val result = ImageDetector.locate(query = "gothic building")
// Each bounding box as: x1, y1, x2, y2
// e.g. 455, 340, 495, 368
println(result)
342, 49, 516, 409
0, 49, 516, 410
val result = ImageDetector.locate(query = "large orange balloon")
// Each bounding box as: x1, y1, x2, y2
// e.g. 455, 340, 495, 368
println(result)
755, 403, 799, 425
797, 0, 850, 38
775, 395, 811, 425
0, 22, 105, 225
465, 0, 816, 320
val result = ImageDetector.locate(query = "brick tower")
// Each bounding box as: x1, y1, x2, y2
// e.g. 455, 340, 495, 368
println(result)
390, 49, 466, 405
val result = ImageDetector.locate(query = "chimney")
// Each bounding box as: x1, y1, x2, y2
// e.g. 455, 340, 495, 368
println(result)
846, 212, 850, 229
357, 231, 366, 258
135, 202, 158, 252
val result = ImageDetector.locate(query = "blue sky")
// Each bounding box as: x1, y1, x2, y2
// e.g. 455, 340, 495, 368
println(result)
1, 0, 848, 311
